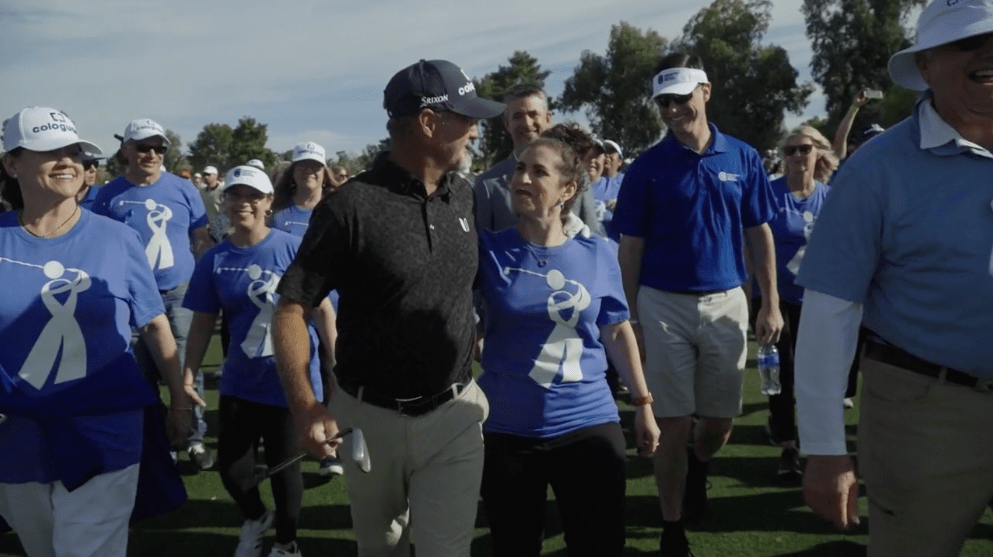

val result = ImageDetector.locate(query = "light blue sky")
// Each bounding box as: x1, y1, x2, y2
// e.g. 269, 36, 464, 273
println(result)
0, 0, 891, 163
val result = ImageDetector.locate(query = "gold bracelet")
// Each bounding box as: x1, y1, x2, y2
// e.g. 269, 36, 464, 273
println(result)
631, 393, 654, 407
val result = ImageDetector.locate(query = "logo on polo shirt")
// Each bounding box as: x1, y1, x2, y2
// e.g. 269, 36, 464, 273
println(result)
459, 217, 470, 232
718, 171, 739, 182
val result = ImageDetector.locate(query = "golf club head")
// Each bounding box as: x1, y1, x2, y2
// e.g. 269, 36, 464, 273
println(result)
350, 428, 371, 473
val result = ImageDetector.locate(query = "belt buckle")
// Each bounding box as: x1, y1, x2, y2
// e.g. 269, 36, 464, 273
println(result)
395, 395, 426, 416
974, 378, 993, 393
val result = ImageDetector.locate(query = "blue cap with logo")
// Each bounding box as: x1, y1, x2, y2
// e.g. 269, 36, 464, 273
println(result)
384, 59, 505, 119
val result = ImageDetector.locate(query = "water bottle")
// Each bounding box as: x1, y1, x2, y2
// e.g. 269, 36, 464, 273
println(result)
757, 344, 781, 396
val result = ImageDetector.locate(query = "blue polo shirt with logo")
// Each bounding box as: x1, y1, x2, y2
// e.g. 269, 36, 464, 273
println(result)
613, 124, 775, 292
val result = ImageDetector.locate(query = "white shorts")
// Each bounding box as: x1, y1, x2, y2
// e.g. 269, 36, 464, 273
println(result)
638, 286, 748, 418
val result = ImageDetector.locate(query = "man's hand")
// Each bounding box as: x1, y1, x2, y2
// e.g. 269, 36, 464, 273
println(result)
803, 454, 860, 530
754, 304, 784, 345
294, 401, 340, 460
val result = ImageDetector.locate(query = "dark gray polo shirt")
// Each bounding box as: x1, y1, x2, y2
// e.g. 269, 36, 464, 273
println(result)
277, 153, 478, 400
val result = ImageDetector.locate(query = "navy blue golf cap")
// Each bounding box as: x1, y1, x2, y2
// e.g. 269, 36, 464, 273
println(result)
384, 59, 505, 119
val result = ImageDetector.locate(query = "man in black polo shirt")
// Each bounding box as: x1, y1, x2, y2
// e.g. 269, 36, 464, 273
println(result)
273, 59, 503, 557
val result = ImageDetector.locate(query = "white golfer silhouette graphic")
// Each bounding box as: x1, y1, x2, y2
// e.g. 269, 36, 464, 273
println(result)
11, 260, 91, 389
786, 210, 816, 276
216, 264, 280, 358
119, 199, 175, 270
504, 266, 591, 388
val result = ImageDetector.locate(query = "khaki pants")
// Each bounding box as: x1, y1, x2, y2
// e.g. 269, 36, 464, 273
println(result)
859, 358, 993, 557
329, 378, 489, 557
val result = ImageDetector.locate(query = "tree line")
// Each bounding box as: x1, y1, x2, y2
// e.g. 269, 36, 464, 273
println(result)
122, 0, 926, 178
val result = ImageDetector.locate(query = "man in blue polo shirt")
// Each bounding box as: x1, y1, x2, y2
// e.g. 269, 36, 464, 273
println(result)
614, 52, 782, 556
794, 1, 993, 554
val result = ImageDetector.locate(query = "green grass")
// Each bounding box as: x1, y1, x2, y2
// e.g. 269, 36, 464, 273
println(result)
3, 336, 993, 556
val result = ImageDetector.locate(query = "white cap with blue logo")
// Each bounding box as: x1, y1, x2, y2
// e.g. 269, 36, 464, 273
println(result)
223, 165, 274, 195
652, 68, 709, 98
291, 142, 326, 165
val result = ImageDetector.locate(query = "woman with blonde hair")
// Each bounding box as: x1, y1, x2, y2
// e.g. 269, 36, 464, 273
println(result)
783, 125, 838, 184
750, 125, 834, 479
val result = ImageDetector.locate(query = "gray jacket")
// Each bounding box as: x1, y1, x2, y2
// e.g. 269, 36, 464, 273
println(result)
473, 156, 604, 235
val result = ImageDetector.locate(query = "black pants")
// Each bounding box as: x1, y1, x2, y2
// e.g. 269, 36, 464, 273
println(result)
755, 299, 866, 443
481, 422, 627, 557
217, 396, 302, 545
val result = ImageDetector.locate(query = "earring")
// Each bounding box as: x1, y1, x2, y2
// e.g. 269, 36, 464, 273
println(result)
559, 203, 564, 210
265, 208, 273, 217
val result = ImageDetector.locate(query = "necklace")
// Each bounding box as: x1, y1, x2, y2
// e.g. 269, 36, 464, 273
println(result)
19, 205, 80, 239
522, 241, 552, 267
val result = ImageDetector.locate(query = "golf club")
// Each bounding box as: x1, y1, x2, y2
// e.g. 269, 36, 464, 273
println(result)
252, 427, 371, 486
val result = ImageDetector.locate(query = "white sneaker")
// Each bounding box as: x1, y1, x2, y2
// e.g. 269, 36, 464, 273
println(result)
235, 509, 273, 557
267, 541, 302, 557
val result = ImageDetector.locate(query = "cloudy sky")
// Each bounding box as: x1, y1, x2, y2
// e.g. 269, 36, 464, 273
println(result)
2, 0, 838, 163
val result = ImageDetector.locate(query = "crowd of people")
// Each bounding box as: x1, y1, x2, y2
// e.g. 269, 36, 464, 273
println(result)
1, 0, 992, 556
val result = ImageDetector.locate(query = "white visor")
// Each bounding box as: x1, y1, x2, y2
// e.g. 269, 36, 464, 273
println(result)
652, 68, 708, 98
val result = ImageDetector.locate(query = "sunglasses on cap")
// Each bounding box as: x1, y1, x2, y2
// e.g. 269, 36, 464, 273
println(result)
950, 32, 993, 52
655, 84, 701, 109
783, 144, 813, 156
134, 144, 168, 155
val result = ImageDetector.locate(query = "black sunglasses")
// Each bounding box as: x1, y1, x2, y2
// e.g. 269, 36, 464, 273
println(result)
134, 144, 168, 155
950, 32, 993, 52
655, 84, 701, 109
783, 144, 813, 156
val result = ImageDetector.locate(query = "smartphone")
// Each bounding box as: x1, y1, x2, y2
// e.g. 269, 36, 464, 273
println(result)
865, 89, 884, 99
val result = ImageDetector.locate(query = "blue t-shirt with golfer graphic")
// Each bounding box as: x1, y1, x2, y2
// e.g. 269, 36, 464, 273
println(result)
92, 172, 208, 291
476, 228, 629, 438
183, 229, 322, 407
766, 176, 831, 305
272, 204, 340, 311
0, 210, 162, 484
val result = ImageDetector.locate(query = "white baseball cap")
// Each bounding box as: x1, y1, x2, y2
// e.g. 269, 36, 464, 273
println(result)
245, 159, 265, 170
122, 118, 170, 145
889, 0, 993, 91
291, 142, 326, 165
602, 140, 623, 158
2, 107, 103, 155
223, 165, 274, 195
203, 165, 218, 175
652, 67, 709, 98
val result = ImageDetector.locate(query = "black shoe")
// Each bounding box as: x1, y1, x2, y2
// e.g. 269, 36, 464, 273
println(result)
683, 448, 710, 525
659, 525, 692, 557
778, 447, 802, 479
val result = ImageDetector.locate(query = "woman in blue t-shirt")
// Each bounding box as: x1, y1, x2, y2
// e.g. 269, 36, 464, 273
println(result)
270, 141, 342, 477
475, 124, 660, 556
183, 166, 335, 557
0, 107, 191, 557
271, 141, 340, 238
750, 126, 834, 478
